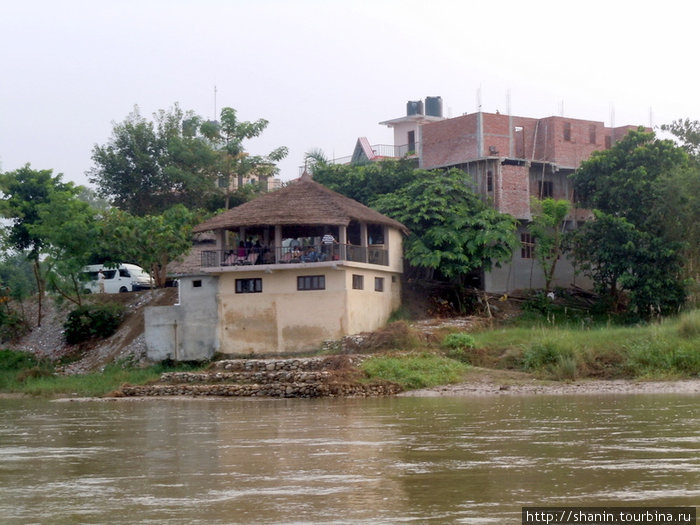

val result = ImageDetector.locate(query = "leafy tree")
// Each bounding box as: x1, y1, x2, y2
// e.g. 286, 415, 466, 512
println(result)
661, 118, 700, 159
568, 212, 686, 316
89, 106, 169, 215
372, 169, 517, 288
0, 165, 85, 325
203, 107, 288, 208
95, 205, 200, 287
90, 104, 286, 214
527, 198, 570, 292
570, 129, 693, 316
571, 128, 688, 234
29, 191, 97, 306
312, 158, 418, 207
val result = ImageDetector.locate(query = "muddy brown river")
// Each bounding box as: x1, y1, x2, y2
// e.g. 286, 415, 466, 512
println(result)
0, 394, 697, 524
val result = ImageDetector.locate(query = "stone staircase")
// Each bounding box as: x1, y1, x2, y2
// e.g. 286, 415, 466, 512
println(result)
115, 355, 402, 398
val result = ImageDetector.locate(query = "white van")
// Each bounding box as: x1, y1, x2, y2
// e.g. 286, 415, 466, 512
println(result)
82, 263, 154, 293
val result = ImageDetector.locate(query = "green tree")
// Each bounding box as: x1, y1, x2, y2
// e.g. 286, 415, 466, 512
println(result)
29, 191, 97, 306
203, 107, 288, 208
95, 205, 200, 287
311, 158, 418, 207
372, 169, 517, 289
528, 198, 570, 292
570, 129, 692, 316
0, 165, 86, 325
569, 212, 686, 315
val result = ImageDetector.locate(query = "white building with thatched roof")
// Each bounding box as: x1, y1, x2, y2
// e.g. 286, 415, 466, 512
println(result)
145, 174, 408, 359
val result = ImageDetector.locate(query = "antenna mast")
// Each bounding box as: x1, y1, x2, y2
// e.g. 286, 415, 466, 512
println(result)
214, 85, 218, 119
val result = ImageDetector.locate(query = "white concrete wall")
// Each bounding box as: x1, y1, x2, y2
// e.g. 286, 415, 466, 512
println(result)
145, 276, 219, 361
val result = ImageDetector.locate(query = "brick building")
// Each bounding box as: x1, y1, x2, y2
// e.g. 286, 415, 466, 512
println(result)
352, 98, 643, 292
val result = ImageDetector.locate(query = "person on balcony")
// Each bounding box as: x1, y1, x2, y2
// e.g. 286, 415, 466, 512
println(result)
321, 230, 337, 259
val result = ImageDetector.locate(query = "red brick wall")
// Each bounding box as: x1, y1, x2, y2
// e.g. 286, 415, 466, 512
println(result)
497, 164, 530, 219
421, 113, 480, 168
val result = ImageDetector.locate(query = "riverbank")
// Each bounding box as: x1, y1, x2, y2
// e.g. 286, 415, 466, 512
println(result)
400, 367, 700, 397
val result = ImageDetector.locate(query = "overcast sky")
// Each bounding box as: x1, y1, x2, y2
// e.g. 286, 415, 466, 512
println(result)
1, 0, 698, 187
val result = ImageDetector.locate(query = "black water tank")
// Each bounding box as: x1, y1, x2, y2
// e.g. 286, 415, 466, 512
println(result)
425, 96, 443, 117
407, 100, 424, 116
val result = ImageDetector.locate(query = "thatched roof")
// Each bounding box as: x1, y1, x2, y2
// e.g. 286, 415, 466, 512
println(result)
193, 173, 408, 234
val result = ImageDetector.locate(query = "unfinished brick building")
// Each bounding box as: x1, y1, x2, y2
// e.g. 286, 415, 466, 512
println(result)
351, 98, 642, 292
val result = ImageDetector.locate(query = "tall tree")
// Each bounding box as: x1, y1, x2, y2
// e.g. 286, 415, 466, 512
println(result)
372, 169, 516, 289
570, 129, 692, 316
528, 198, 570, 292
311, 158, 418, 207
95, 205, 200, 287
203, 107, 288, 208
0, 165, 85, 325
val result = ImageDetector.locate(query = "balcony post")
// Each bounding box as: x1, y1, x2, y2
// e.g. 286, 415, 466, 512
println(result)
360, 223, 368, 263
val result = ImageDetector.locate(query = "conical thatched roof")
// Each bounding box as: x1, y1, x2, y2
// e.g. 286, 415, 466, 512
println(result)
193, 174, 408, 234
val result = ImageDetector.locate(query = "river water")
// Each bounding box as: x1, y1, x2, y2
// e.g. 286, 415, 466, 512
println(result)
0, 394, 697, 524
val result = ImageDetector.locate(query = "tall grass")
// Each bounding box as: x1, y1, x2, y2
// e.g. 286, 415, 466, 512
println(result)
470, 309, 700, 379
0, 350, 204, 397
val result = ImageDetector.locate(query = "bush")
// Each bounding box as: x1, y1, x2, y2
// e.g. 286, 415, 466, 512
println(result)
0, 349, 38, 370
63, 303, 126, 345
441, 332, 476, 351
0, 307, 29, 343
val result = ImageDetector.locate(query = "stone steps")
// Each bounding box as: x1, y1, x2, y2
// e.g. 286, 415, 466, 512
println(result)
113, 355, 400, 398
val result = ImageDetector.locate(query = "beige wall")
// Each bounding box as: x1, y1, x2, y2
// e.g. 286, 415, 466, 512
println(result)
217, 264, 401, 355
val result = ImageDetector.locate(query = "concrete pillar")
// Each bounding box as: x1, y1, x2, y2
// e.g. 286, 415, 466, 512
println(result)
360, 223, 368, 263
274, 224, 282, 263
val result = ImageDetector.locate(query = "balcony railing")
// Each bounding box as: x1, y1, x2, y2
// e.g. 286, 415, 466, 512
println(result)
201, 243, 389, 269
299, 143, 419, 174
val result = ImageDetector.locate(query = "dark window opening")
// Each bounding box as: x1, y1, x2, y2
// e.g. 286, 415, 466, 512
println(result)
563, 122, 572, 142
192, 280, 202, 288
589, 124, 596, 144
375, 277, 384, 292
407, 130, 416, 153
538, 180, 553, 198
352, 274, 364, 290
521, 233, 535, 259
487, 170, 493, 192
236, 278, 262, 293
298, 275, 325, 291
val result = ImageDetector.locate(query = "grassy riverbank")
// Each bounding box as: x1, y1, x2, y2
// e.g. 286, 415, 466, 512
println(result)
0, 351, 203, 398
1, 310, 698, 397
360, 309, 700, 388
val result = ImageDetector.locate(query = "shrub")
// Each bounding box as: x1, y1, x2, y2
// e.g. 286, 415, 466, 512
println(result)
441, 332, 476, 351
361, 352, 470, 390
0, 307, 29, 343
0, 349, 38, 370
63, 303, 126, 345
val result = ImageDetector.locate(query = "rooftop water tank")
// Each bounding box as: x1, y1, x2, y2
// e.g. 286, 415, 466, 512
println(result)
407, 100, 424, 116
425, 96, 443, 117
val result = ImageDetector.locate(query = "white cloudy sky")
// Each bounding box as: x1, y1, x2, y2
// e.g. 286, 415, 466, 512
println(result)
1, 0, 698, 187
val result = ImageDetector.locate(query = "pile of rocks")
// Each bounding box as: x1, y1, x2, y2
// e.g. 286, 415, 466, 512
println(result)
115, 356, 401, 398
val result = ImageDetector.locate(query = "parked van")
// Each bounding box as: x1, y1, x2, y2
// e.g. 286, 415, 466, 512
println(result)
82, 264, 154, 294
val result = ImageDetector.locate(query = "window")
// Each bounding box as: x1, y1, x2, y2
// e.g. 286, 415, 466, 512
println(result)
521, 233, 535, 259
589, 124, 596, 144
538, 180, 553, 198
236, 278, 262, 293
407, 130, 416, 153
352, 274, 364, 290
298, 275, 325, 291
487, 170, 493, 192
374, 277, 384, 292
563, 122, 571, 142
605, 135, 612, 149
119, 269, 131, 277
192, 280, 202, 288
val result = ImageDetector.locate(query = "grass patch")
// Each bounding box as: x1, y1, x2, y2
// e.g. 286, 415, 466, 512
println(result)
0, 350, 205, 397
361, 351, 470, 390
470, 309, 700, 380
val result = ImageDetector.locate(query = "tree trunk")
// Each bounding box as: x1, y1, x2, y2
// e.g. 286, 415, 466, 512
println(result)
32, 260, 44, 327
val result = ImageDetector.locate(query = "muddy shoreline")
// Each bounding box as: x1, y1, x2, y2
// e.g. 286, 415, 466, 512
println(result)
400, 368, 700, 397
